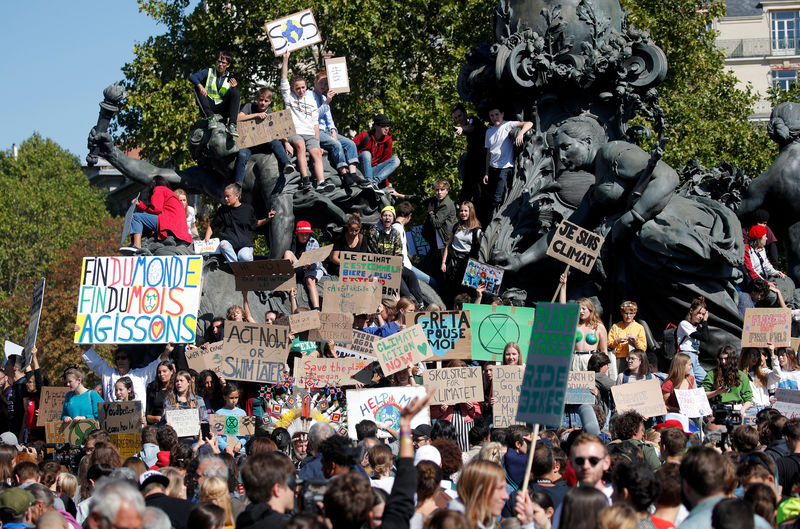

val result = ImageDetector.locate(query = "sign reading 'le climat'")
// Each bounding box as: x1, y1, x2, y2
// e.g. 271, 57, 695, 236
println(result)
75, 256, 203, 344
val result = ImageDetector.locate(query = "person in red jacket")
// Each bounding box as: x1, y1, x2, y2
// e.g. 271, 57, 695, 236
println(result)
127, 176, 193, 249
354, 114, 400, 192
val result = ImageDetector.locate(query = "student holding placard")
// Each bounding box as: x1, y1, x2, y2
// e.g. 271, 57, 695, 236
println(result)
284, 221, 326, 311
62, 367, 103, 423
429, 360, 483, 452
114, 376, 145, 428
615, 350, 653, 386
676, 296, 710, 383
161, 370, 208, 436
330, 214, 367, 274
214, 383, 247, 454
661, 353, 696, 414
21, 347, 43, 443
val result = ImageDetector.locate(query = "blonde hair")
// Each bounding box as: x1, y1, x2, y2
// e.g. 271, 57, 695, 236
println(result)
666, 353, 693, 388
199, 477, 234, 526
174, 189, 190, 217
503, 342, 523, 365
597, 504, 637, 529
161, 466, 187, 499
476, 442, 504, 465
57, 472, 78, 498
456, 460, 505, 528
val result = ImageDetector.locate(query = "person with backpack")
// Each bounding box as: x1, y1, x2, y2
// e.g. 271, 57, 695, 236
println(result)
677, 296, 710, 383
440, 201, 482, 306
616, 349, 653, 385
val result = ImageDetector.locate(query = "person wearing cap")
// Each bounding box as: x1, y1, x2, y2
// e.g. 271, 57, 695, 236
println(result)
204, 182, 274, 263
0, 487, 34, 529
140, 470, 194, 529
283, 221, 326, 311
354, 114, 400, 192
745, 224, 786, 285
412, 425, 432, 450
365, 206, 403, 258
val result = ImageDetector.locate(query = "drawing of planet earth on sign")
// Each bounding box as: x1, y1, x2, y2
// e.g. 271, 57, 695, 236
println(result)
282, 20, 303, 43
374, 403, 401, 430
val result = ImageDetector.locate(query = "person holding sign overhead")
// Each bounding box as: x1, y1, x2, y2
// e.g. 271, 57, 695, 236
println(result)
62, 367, 103, 423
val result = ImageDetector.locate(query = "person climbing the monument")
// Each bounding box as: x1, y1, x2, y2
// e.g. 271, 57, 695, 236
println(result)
354, 114, 400, 193
451, 103, 488, 223
280, 52, 333, 193
744, 224, 786, 286
204, 182, 274, 263
283, 221, 325, 311
483, 106, 533, 214
189, 51, 241, 137
235, 87, 296, 184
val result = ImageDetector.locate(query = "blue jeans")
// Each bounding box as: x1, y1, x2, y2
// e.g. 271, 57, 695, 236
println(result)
685, 351, 707, 383
562, 404, 601, 435
410, 264, 438, 289
131, 212, 158, 235
359, 151, 400, 184
319, 131, 359, 169
235, 140, 292, 183
219, 240, 253, 262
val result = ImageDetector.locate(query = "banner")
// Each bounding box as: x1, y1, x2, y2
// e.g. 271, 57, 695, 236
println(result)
266, 9, 322, 56
340, 252, 403, 299
462, 259, 504, 295
406, 226, 429, 257
323, 280, 382, 314
74, 256, 203, 344
209, 415, 257, 437
412, 311, 472, 360
324, 57, 350, 93
37, 387, 70, 426
545, 220, 604, 274
346, 386, 429, 439
374, 324, 433, 376
611, 378, 668, 417
165, 409, 201, 437
422, 366, 484, 405
293, 245, 333, 269
674, 388, 712, 418
98, 401, 142, 434
774, 388, 800, 419
565, 371, 595, 405
288, 311, 321, 334
23, 278, 45, 366
465, 303, 535, 362
308, 312, 354, 343
216, 322, 290, 383
237, 110, 297, 150
742, 308, 792, 348
293, 356, 374, 386
493, 365, 525, 427
45, 419, 98, 445
516, 303, 579, 426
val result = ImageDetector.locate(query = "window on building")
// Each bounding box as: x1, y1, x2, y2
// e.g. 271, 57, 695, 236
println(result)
772, 69, 799, 90
772, 11, 800, 55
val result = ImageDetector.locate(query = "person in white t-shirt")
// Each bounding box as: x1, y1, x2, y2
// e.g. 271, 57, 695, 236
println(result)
483, 107, 533, 211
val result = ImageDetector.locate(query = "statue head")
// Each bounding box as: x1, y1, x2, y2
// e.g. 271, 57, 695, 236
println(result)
768, 102, 800, 146
554, 115, 607, 170
188, 119, 239, 176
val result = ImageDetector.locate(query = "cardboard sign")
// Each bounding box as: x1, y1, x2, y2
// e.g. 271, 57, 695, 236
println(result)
674, 388, 712, 418
185, 342, 224, 375
611, 378, 668, 417
217, 322, 290, 383
288, 311, 321, 333
265, 9, 322, 56
324, 57, 350, 93
546, 220, 604, 274
237, 109, 296, 149
349, 330, 380, 357
775, 388, 800, 419
334, 346, 378, 361
565, 371, 595, 405
374, 324, 433, 376
37, 387, 70, 426
234, 274, 295, 292
465, 303, 535, 362
462, 259, 504, 295
742, 308, 792, 348
230, 259, 294, 276
340, 252, 403, 299
422, 366, 484, 405
45, 419, 99, 445
110, 433, 141, 459
74, 256, 203, 344
165, 408, 201, 437
98, 401, 142, 434
293, 356, 374, 386
493, 365, 525, 427
407, 225, 430, 257
346, 386, 429, 439
517, 303, 580, 426
793, 337, 800, 353
412, 311, 472, 360
193, 238, 220, 255
209, 414, 257, 437
323, 280, 382, 314
293, 245, 333, 269
23, 278, 45, 365
308, 312, 355, 343
120, 193, 140, 245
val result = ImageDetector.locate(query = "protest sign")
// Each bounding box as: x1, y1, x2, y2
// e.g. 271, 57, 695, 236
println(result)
565, 371, 595, 405
23, 278, 45, 365
230, 260, 294, 276
165, 409, 201, 437
294, 356, 374, 386
334, 346, 378, 361
308, 312, 354, 343
237, 109, 296, 149
45, 419, 98, 445
406, 225, 430, 257
742, 308, 792, 348
493, 365, 525, 427
465, 303, 535, 362
216, 322, 290, 383
193, 238, 220, 255
611, 378, 667, 417
74, 256, 203, 344
289, 311, 321, 334
349, 330, 379, 357
793, 337, 800, 353
120, 193, 139, 245
674, 388, 712, 418
185, 342, 224, 375
412, 311, 472, 360
374, 324, 433, 376
324, 57, 350, 93
293, 245, 333, 269
346, 386, 429, 439
266, 9, 322, 56
37, 387, 70, 426
4, 341, 22, 363
110, 434, 141, 459
340, 252, 403, 298
775, 388, 800, 419
323, 280, 382, 314
422, 366, 484, 405
209, 415, 257, 437
98, 401, 142, 434
516, 303, 579, 426
546, 220, 604, 274
235, 275, 295, 292
462, 259, 504, 295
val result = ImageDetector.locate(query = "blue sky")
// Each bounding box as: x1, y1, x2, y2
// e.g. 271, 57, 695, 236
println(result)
0, 2, 165, 160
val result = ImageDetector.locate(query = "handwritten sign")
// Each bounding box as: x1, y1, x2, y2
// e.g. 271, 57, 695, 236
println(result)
346, 386, 429, 439
340, 252, 403, 299
165, 408, 201, 437
323, 280, 382, 314
422, 366, 484, 405
674, 388, 712, 418
193, 238, 220, 255
308, 312, 354, 343
611, 378, 667, 417
74, 256, 203, 344
407, 225, 430, 257
235, 274, 295, 292
98, 401, 142, 434
45, 419, 98, 445
324, 57, 350, 93
185, 342, 224, 375
293, 356, 373, 386
546, 220, 604, 274
348, 330, 379, 357
334, 346, 378, 361
230, 260, 294, 276
120, 193, 139, 245
493, 365, 525, 427
37, 387, 70, 427
565, 371, 595, 405
265, 9, 322, 56
465, 303, 535, 362
517, 303, 579, 426
110, 433, 141, 459
23, 279, 45, 366
412, 311, 472, 360
294, 245, 333, 269
237, 109, 296, 149
462, 259, 504, 295
742, 308, 792, 348
289, 311, 321, 334
209, 415, 257, 437
216, 322, 290, 383
374, 324, 433, 376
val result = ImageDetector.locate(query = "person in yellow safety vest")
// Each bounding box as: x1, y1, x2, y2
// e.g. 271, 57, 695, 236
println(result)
189, 51, 241, 137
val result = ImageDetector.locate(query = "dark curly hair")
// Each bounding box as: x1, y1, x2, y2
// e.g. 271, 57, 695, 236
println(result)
613, 410, 644, 441
431, 439, 463, 479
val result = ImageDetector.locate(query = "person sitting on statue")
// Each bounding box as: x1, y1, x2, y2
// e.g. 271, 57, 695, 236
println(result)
744, 224, 786, 286
126, 176, 193, 250
235, 87, 296, 184
204, 183, 274, 263
283, 221, 325, 311
188, 51, 241, 137
354, 114, 400, 193
483, 105, 533, 213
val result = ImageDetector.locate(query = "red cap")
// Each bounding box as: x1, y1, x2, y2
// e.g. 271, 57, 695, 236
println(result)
748, 225, 767, 240
296, 221, 313, 234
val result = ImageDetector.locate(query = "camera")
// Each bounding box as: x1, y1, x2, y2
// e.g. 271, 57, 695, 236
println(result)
295, 478, 329, 515
43, 443, 84, 474
712, 402, 742, 449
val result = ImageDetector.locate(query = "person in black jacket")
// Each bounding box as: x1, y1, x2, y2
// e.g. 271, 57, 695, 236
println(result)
236, 452, 295, 529
141, 471, 195, 529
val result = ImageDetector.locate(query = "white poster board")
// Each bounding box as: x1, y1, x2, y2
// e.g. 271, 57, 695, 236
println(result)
346, 386, 429, 439
674, 388, 712, 418
266, 9, 322, 56
165, 408, 201, 437
325, 57, 350, 93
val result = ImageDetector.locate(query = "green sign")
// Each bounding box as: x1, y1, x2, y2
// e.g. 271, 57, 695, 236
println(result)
464, 304, 535, 361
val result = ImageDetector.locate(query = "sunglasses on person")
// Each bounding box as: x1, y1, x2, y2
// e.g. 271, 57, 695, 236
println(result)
573, 456, 603, 467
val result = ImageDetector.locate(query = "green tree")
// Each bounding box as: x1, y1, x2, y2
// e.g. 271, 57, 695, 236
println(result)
767, 80, 800, 106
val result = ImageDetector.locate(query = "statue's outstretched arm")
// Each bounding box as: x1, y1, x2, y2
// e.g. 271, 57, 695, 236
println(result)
87, 129, 179, 186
